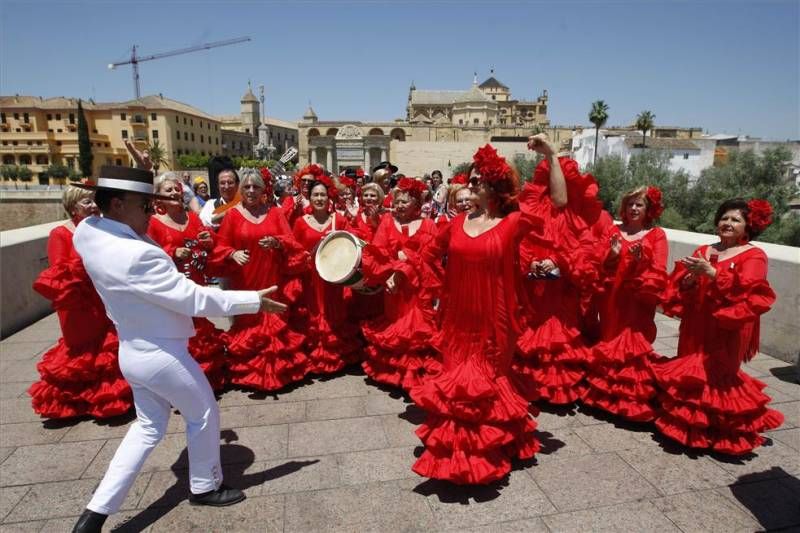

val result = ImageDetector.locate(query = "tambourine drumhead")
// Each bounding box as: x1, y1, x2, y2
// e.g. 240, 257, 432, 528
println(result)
315, 231, 363, 285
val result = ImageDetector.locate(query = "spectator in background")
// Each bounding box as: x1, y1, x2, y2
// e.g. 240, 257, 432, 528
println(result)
193, 177, 210, 207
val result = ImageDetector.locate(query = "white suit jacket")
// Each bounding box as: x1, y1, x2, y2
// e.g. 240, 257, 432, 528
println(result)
73, 216, 260, 341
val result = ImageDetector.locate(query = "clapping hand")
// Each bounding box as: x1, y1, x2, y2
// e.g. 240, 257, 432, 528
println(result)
175, 247, 191, 260
681, 255, 716, 278
259, 236, 281, 250
608, 233, 622, 259
257, 286, 288, 313
530, 258, 556, 278
527, 133, 556, 157
197, 231, 213, 247
629, 242, 643, 261
230, 250, 250, 266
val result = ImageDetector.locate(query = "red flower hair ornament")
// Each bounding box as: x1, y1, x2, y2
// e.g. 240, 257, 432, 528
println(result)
450, 173, 468, 185
747, 199, 773, 233
395, 177, 428, 200
338, 176, 355, 188
645, 186, 664, 220
259, 167, 273, 182
472, 144, 512, 184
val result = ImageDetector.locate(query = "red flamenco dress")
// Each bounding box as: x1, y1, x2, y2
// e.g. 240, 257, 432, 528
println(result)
360, 216, 441, 391
410, 207, 542, 485
147, 212, 231, 390
512, 157, 601, 404
346, 210, 386, 322
653, 246, 783, 454
581, 225, 668, 421
28, 224, 132, 419
292, 213, 363, 374
216, 207, 311, 391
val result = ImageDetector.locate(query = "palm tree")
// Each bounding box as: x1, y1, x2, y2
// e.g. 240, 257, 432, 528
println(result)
635, 110, 655, 148
147, 139, 169, 174
588, 100, 609, 164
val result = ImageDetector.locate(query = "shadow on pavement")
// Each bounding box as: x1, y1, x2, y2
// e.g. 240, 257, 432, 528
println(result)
728, 467, 800, 531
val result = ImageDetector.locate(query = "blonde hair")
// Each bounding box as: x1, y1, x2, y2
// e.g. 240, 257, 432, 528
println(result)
371, 168, 391, 185
448, 184, 469, 207
62, 186, 93, 216
360, 182, 385, 205
618, 186, 650, 224
154, 172, 181, 194
239, 168, 266, 190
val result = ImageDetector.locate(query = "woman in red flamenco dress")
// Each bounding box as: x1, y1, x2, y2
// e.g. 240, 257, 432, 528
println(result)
434, 179, 476, 228
291, 177, 362, 374
146, 174, 234, 390
28, 187, 132, 419
410, 137, 567, 485
216, 169, 311, 391
347, 182, 387, 323
360, 177, 441, 391
512, 156, 601, 405
581, 186, 669, 422
281, 163, 324, 228
653, 198, 783, 454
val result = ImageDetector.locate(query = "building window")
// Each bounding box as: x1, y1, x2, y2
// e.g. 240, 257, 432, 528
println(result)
200, 134, 204, 143
473, 119, 479, 125
92, 129, 98, 133
215, 138, 219, 145
183, 117, 187, 125
177, 149, 183, 155
56, 141, 62, 146
66, 158, 75, 169
2, 155, 14, 164
23, 113, 30, 123
48, 129, 53, 133
121, 112, 126, 120
683, 153, 689, 159
176, 130, 180, 139
13, 113, 19, 120
152, 130, 159, 139
116, 158, 122, 166
56, 113, 61, 120
458, 119, 463, 125
19, 155, 32, 165
214, 125, 218, 131
184, 132, 188, 141
36, 155, 48, 165
1, 140, 5, 145
0, 113, 5, 123
191, 133, 195, 141
27, 141, 32, 145
122, 129, 128, 139
69, 113, 75, 124
105, 143, 110, 147
245, 128, 250, 134
56, 129, 63, 133
190, 119, 193, 126
151, 112, 157, 120
175, 115, 179, 123
37, 140, 42, 145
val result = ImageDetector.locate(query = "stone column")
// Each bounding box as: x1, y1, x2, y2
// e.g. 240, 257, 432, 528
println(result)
326, 148, 333, 171
311, 149, 317, 164
380, 148, 387, 162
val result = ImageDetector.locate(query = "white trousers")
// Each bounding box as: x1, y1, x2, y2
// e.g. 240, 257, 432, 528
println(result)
87, 337, 222, 515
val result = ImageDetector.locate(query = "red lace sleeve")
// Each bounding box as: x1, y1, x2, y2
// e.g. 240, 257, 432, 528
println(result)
711, 248, 775, 328
47, 226, 73, 266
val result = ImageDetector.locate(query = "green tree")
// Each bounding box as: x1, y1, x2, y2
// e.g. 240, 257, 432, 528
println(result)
1, 165, 18, 181
147, 139, 169, 174
18, 166, 33, 188
177, 152, 210, 169
451, 161, 472, 177
586, 154, 627, 211
634, 110, 655, 148
68, 168, 82, 182
77, 99, 93, 177
588, 100, 609, 165
512, 154, 542, 183
46, 163, 70, 185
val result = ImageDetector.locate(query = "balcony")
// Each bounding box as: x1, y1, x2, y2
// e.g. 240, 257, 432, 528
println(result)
0, 123, 8, 131
131, 116, 147, 126
66, 123, 77, 131
21, 123, 32, 131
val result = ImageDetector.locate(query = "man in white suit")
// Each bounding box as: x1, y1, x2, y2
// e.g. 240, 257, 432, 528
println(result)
70, 166, 286, 533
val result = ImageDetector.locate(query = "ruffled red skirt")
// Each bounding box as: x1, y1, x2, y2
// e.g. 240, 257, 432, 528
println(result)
361, 304, 441, 391
410, 358, 540, 485
28, 328, 132, 419
304, 314, 363, 375
225, 312, 310, 392
653, 352, 784, 454
512, 314, 589, 404
581, 329, 660, 422
189, 317, 228, 391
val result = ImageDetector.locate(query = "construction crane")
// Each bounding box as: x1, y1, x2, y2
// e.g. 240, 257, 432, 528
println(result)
108, 36, 251, 98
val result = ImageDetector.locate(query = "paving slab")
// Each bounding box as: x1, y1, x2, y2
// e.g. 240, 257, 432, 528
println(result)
0, 341, 52, 362
528, 452, 660, 512
617, 445, 736, 495
542, 500, 681, 533
283, 480, 435, 532
287, 416, 387, 457
336, 445, 418, 485
0, 398, 44, 424
652, 488, 762, 532
0, 422, 69, 448
0, 486, 28, 522
773, 400, 800, 428
534, 429, 595, 460
217, 401, 306, 429
465, 517, 549, 532
572, 421, 660, 453
0, 383, 30, 401
766, 427, 800, 452
3, 474, 150, 523
379, 413, 422, 448
0, 441, 104, 486
420, 470, 556, 530
304, 396, 367, 421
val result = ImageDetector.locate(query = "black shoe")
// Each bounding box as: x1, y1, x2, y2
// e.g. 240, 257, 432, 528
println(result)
72, 509, 107, 533
188, 484, 246, 507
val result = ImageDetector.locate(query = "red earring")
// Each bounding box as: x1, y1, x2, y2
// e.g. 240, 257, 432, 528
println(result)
155, 204, 167, 215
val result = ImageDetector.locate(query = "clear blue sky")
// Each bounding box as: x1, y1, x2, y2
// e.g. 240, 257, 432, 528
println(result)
1, 0, 798, 139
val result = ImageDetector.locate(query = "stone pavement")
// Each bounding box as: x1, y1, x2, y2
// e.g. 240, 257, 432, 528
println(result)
0, 313, 798, 532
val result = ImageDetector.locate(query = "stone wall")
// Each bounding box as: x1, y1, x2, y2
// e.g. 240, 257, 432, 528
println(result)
0, 190, 66, 231
0, 221, 59, 338
390, 140, 534, 178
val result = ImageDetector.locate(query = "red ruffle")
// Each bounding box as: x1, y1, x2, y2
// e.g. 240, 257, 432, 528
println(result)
305, 316, 363, 375
409, 359, 539, 484
29, 329, 132, 420
581, 330, 659, 422
513, 315, 589, 404
189, 317, 228, 391
226, 312, 310, 391
653, 352, 784, 454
